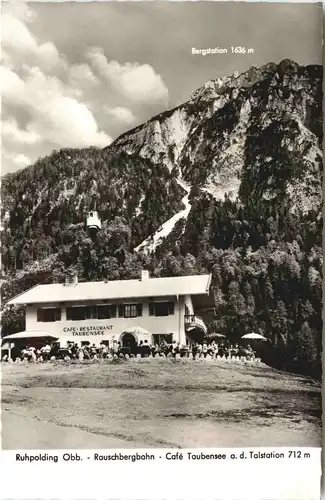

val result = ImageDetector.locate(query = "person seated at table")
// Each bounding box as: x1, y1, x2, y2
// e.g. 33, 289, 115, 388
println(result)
208, 341, 217, 356
151, 344, 158, 357
161, 341, 169, 357
27, 346, 36, 362
191, 343, 198, 358
77, 346, 84, 361
172, 341, 180, 358
180, 345, 189, 358
238, 345, 247, 358
112, 341, 119, 355
41, 344, 51, 361
202, 342, 208, 358
218, 343, 225, 357
228, 344, 236, 358
70, 343, 78, 359
246, 345, 255, 360
82, 345, 91, 360
101, 344, 109, 359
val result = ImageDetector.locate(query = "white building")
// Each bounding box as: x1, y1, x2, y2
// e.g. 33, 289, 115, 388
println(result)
6, 271, 212, 349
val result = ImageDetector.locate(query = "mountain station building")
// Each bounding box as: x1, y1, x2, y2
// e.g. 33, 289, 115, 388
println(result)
5, 272, 212, 351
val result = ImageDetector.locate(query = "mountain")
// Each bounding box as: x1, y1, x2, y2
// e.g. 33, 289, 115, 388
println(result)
108, 59, 322, 213
1, 59, 323, 378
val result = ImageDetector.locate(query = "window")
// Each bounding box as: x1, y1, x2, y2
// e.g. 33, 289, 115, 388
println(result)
118, 303, 142, 318
66, 304, 117, 321
110, 305, 117, 318
97, 305, 116, 319
149, 301, 174, 317
124, 304, 137, 318
66, 307, 87, 321
153, 334, 173, 344
85, 306, 96, 319
37, 308, 61, 323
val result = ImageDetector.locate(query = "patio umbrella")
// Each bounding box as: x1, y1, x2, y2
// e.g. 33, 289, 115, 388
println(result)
241, 333, 267, 341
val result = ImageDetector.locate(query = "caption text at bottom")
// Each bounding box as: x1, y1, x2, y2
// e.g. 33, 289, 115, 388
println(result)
14, 450, 311, 464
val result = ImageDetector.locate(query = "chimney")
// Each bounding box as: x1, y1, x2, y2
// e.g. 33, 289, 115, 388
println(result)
141, 270, 150, 281
64, 274, 78, 286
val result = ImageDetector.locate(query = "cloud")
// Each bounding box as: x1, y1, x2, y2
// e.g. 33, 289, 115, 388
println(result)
4, 1, 36, 23
87, 48, 169, 103
14, 154, 31, 168
104, 106, 136, 125
2, 12, 37, 53
36, 42, 61, 71
2, 151, 31, 171
2, 66, 112, 149
2, 9, 61, 72
1, 5, 112, 173
1, 3, 169, 173
2, 119, 41, 145
28, 94, 112, 148
0, 67, 25, 102
68, 64, 99, 89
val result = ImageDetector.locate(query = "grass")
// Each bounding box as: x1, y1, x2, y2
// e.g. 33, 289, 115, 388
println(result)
1, 359, 321, 449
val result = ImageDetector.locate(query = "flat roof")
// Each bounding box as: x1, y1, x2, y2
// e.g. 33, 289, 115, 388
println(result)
7, 274, 212, 305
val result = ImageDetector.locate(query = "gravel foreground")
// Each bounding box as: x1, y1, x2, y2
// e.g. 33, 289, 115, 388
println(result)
1, 360, 321, 449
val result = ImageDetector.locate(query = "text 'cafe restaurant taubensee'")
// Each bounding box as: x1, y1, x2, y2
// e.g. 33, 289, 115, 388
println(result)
5, 271, 213, 352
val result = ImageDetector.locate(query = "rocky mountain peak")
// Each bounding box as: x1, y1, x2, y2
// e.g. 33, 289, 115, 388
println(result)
108, 60, 322, 213
189, 60, 297, 103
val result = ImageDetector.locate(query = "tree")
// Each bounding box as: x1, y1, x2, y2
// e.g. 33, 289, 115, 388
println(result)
1, 306, 25, 336
293, 321, 318, 375
270, 300, 289, 345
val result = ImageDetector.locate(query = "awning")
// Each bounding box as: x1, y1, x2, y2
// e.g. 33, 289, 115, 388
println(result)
207, 332, 226, 339
122, 327, 150, 336
2, 330, 59, 342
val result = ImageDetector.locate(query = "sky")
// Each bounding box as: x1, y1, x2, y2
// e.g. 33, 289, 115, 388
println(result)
1, 1, 322, 175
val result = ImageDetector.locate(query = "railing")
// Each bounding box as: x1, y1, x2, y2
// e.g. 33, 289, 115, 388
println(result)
184, 314, 207, 333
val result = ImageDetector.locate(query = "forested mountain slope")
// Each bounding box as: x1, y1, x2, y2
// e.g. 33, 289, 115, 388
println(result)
1, 59, 322, 377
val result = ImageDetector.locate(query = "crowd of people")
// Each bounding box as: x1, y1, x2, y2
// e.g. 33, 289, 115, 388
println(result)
2, 339, 259, 363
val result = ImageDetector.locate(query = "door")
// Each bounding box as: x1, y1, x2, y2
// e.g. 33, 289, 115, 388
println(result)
121, 333, 137, 354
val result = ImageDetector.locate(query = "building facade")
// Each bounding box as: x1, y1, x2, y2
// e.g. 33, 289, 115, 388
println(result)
7, 272, 212, 348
